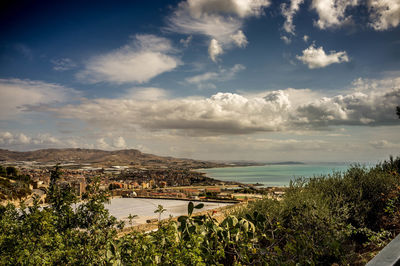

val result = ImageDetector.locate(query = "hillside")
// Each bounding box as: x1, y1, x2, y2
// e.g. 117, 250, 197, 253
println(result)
0, 148, 226, 169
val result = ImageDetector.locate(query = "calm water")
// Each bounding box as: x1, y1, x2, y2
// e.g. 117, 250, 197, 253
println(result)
201, 163, 351, 187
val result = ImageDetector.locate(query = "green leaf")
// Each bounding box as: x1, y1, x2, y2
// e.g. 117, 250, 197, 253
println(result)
194, 203, 204, 209
178, 215, 188, 223
188, 202, 194, 216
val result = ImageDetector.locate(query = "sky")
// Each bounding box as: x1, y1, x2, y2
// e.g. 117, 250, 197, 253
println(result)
0, 0, 399, 163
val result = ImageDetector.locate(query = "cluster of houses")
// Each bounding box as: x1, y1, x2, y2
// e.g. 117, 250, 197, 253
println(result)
10, 163, 283, 203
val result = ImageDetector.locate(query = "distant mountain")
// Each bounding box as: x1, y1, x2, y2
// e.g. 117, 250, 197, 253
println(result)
0, 148, 226, 169
265, 161, 305, 165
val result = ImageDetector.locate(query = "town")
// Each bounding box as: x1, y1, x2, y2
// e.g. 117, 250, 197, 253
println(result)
0, 160, 285, 206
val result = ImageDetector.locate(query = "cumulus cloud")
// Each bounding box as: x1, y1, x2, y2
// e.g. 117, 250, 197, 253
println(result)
185, 64, 245, 88
208, 39, 224, 62
281, 0, 304, 35
77, 34, 181, 84
311, 0, 358, 29
0, 78, 78, 119
294, 78, 400, 127
51, 58, 77, 71
368, 0, 400, 30
303, 35, 309, 42
37, 76, 400, 136
167, 0, 270, 61
296, 44, 349, 69
0, 132, 62, 147
113, 136, 127, 149
95, 138, 110, 150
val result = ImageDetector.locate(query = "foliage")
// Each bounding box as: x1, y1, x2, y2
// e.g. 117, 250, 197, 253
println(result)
0, 165, 31, 200
6, 166, 17, 177
0, 165, 6, 176
235, 156, 400, 264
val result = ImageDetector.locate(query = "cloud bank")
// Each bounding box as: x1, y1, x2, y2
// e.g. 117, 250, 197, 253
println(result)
37, 77, 400, 136
0, 78, 78, 119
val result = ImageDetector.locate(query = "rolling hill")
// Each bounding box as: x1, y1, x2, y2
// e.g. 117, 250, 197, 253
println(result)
0, 148, 225, 169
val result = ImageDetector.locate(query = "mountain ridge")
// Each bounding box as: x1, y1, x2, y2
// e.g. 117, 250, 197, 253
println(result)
0, 148, 225, 169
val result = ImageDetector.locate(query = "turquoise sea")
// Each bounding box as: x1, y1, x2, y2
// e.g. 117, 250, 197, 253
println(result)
201, 163, 352, 187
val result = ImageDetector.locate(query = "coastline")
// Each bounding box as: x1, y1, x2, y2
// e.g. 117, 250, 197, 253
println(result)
197, 163, 351, 187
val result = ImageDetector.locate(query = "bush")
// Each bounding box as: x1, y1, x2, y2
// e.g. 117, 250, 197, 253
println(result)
235, 156, 400, 264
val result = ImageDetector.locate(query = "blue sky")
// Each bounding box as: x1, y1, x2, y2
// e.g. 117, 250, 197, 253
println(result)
0, 0, 399, 162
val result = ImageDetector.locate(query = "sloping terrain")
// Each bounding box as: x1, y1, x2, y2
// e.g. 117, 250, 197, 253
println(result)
0, 148, 225, 169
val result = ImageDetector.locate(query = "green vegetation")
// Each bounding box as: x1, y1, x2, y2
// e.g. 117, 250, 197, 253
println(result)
0, 165, 31, 200
1, 157, 400, 265
234, 157, 400, 264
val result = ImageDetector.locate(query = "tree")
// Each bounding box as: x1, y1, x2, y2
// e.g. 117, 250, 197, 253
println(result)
397, 106, 400, 119
154, 204, 166, 222
6, 166, 17, 177
0, 165, 6, 176
128, 213, 138, 226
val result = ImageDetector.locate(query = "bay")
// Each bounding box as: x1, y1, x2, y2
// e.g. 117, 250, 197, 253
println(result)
201, 163, 351, 187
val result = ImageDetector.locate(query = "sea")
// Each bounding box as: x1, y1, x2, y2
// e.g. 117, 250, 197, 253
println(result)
200, 163, 353, 187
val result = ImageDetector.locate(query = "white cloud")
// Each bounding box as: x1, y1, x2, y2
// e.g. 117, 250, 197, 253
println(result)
0, 78, 78, 119
294, 77, 400, 127
124, 87, 169, 101
281, 0, 304, 35
77, 34, 181, 84
230, 30, 248, 47
181, 0, 270, 18
167, 0, 270, 61
280, 36, 292, 44
368, 0, 400, 30
303, 35, 309, 42
208, 39, 224, 62
311, 0, 358, 29
296, 44, 349, 69
369, 139, 400, 149
31, 134, 60, 145
185, 64, 245, 88
180, 35, 193, 47
0, 132, 30, 145
113, 136, 127, 149
186, 72, 219, 84
51, 58, 77, 71
96, 138, 111, 150
0, 132, 62, 147
37, 76, 400, 137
